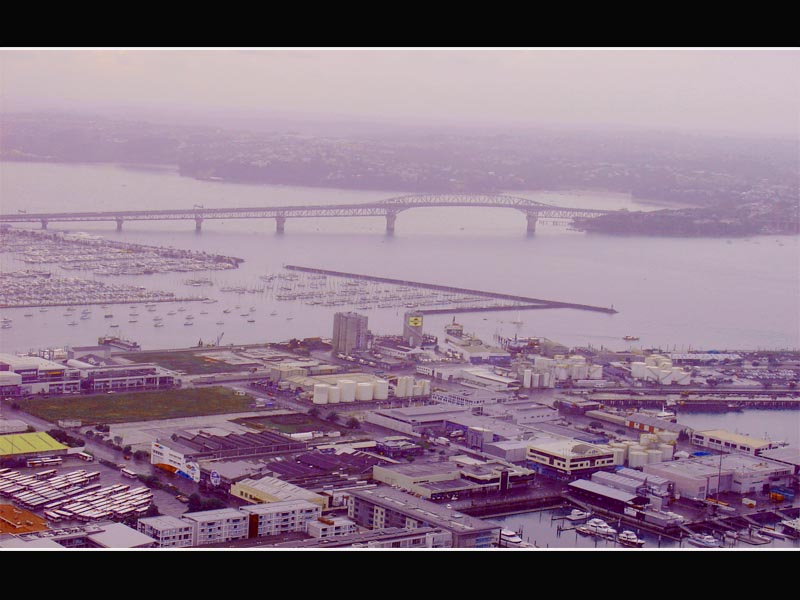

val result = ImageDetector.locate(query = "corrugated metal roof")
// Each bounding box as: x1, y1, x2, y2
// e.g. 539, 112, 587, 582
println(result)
0, 432, 67, 456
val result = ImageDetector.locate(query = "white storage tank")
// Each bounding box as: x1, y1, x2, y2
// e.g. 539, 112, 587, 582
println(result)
611, 447, 626, 465
656, 431, 679, 444
628, 450, 649, 469
523, 369, 532, 388
640, 433, 659, 447
659, 443, 674, 461
313, 384, 329, 405
541, 373, 551, 388
610, 442, 629, 460
328, 385, 342, 404
373, 380, 389, 401
531, 373, 540, 388
420, 380, 431, 395
647, 449, 663, 464
339, 380, 356, 403
395, 377, 407, 398
412, 384, 424, 397
356, 382, 373, 402
628, 444, 646, 455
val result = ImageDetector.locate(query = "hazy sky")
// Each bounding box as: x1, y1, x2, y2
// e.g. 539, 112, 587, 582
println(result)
1, 48, 798, 137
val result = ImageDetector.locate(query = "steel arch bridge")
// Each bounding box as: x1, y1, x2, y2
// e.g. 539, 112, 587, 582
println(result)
0, 193, 613, 234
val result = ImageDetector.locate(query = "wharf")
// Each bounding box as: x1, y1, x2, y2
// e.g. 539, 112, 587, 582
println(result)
284, 265, 618, 314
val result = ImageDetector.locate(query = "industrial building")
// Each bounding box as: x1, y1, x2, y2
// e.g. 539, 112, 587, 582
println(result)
429, 388, 510, 407
0, 352, 81, 395
629, 354, 692, 385
441, 320, 510, 365
270, 526, 452, 548
76, 363, 180, 392
690, 429, 788, 457
0, 521, 157, 548
230, 474, 327, 508
331, 311, 369, 355
347, 486, 501, 548
0, 432, 68, 464
137, 515, 194, 548
365, 404, 470, 436
642, 453, 794, 499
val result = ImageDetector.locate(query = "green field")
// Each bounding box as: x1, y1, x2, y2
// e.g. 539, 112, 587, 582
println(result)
235, 413, 341, 435
122, 351, 253, 374
18, 387, 254, 424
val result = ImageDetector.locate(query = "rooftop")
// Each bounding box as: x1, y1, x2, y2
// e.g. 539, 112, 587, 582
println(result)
0, 432, 67, 457
86, 522, 157, 548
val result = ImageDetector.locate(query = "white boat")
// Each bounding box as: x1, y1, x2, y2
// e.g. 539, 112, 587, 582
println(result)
498, 529, 524, 547
758, 526, 789, 540
617, 530, 645, 547
565, 509, 591, 521
686, 533, 721, 548
578, 518, 617, 537
779, 517, 800, 538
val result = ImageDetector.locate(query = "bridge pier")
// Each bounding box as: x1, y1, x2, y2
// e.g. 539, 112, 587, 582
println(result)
385, 212, 397, 234
526, 213, 538, 235
195, 217, 203, 232
116, 218, 124, 232
275, 216, 286, 234
40, 219, 48, 230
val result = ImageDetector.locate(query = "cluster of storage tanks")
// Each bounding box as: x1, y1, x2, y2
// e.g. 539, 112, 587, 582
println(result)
606, 431, 679, 468
312, 379, 388, 404
392, 376, 431, 399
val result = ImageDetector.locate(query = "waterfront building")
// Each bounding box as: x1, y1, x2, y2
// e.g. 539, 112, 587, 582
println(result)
331, 311, 368, 355
0, 353, 80, 395
691, 429, 788, 457
347, 486, 500, 548
630, 354, 692, 385
525, 436, 616, 480
79, 364, 180, 392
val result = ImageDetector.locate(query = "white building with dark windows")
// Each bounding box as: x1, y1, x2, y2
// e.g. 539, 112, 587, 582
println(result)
332, 311, 369, 355
0, 353, 80, 395
137, 515, 194, 548
181, 508, 249, 546
239, 500, 322, 537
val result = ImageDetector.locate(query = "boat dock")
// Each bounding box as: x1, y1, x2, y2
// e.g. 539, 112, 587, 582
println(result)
284, 265, 618, 315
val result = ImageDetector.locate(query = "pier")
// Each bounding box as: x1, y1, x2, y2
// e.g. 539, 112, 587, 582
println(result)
283, 265, 618, 315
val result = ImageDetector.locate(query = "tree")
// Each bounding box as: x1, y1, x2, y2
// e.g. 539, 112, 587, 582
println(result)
345, 417, 360, 430
308, 406, 321, 418
325, 412, 340, 424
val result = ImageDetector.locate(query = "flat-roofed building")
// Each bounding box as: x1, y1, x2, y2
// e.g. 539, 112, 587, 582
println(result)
81, 364, 179, 392
364, 404, 470, 436
0, 353, 80, 395
231, 475, 327, 508
307, 515, 358, 538
347, 487, 500, 548
332, 311, 368, 355
138, 515, 194, 548
525, 437, 616, 480
85, 522, 157, 548
691, 429, 787, 457
240, 500, 322, 537
181, 508, 249, 546
643, 453, 794, 498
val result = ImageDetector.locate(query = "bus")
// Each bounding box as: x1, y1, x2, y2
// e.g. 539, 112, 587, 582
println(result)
77, 452, 95, 462
120, 468, 138, 479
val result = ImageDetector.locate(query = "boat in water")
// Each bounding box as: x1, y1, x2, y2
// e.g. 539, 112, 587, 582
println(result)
622, 335, 640, 341
498, 529, 524, 548
685, 533, 721, 548
577, 518, 617, 538
779, 517, 800, 538
617, 530, 645, 547
565, 509, 591, 521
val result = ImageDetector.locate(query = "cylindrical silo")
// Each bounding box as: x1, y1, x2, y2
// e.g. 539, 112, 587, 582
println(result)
395, 377, 407, 398
541, 373, 551, 387
373, 380, 389, 401
656, 431, 679, 444
628, 450, 648, 469
531, 373, 540, 388
412, 384, 424, 397
640, 433, 659, 447
356, 382, 373, 401
647, 449, 663, 464
628, 444, 646, 455
313, 384, 329, 405
339, 380, 356, 403
659, 443, 674, 461
328, 385, 341, 404
611, 447, 625, 465
523, 369, 532, 388
610, 442, 628, 461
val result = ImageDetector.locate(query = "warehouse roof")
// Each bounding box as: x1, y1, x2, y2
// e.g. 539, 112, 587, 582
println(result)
0, 432, 67, 457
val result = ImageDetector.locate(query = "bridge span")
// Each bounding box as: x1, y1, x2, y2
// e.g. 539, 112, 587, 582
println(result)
0, 193, 612, 234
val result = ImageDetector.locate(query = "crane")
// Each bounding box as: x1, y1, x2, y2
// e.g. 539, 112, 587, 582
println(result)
215, 332, 224, 346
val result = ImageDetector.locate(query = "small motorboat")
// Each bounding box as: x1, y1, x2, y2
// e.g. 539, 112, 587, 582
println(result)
565, 509, 591, 521
686, 533, 721, 548
617, 530, 645, 547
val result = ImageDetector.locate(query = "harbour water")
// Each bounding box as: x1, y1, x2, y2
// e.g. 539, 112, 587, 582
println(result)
1, 161, 797, 357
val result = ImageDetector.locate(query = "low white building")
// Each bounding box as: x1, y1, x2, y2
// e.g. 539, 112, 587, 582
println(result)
137, 515, 194, 548
306, 515, 358, 538
181, 508, 249, 546
240, 500, 322, 537
630, 354, 691, 385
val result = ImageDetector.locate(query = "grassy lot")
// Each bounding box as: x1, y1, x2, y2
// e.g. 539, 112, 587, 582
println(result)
121, 351, 252, 375
18, 387, 254, 424
235, 413, 341, 434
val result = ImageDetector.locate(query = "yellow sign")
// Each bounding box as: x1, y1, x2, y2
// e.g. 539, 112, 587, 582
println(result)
407, 316, 423, 327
